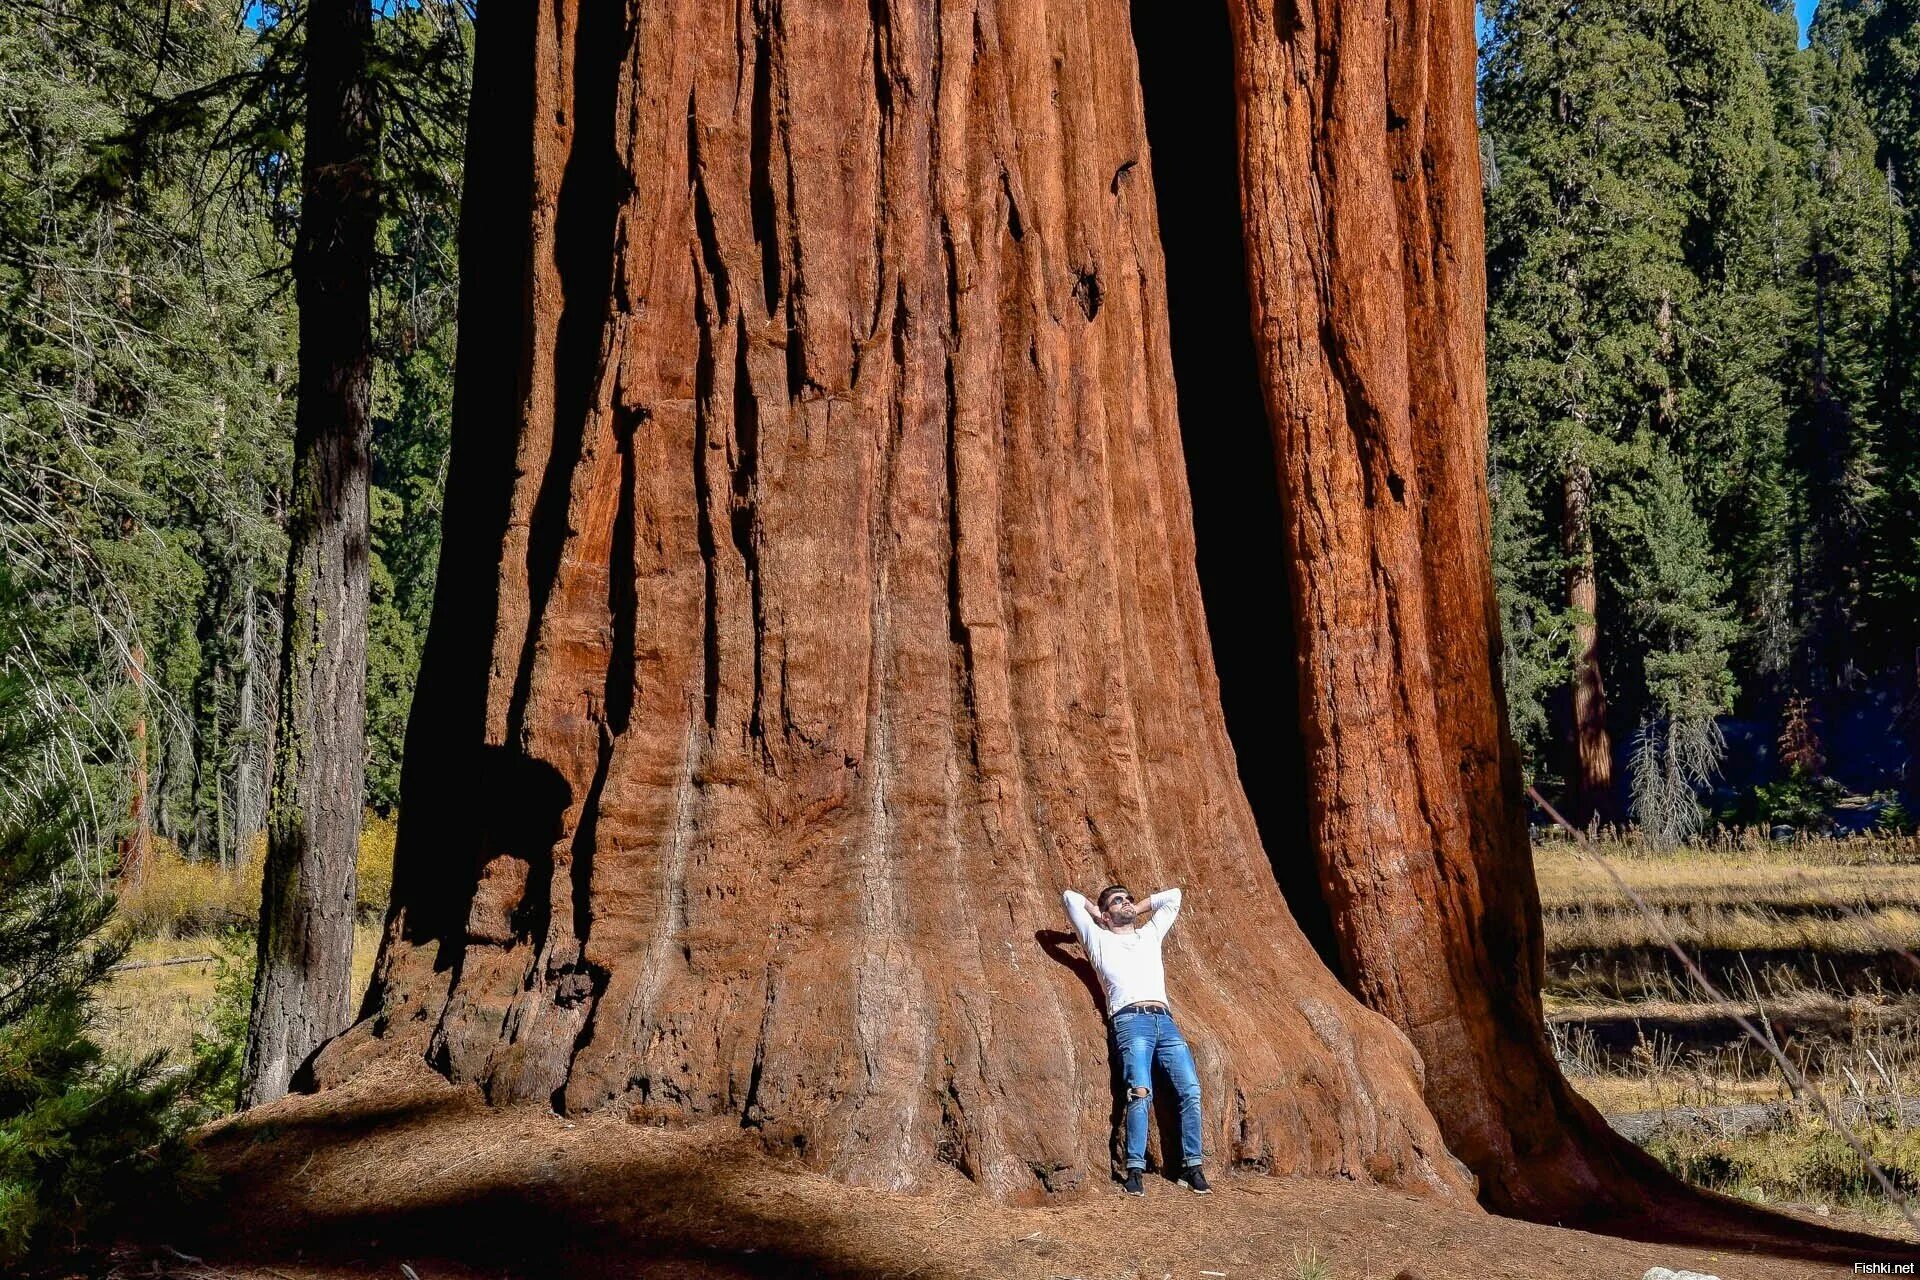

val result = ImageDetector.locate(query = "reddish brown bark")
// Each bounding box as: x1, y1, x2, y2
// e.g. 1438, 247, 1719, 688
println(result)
1564, 457, 1614, 825
317, 0, 1466, 1201
1225, 0, 1880, 1253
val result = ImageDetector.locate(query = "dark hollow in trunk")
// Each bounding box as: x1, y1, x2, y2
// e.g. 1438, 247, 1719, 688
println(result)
1129, 0, 1336, 974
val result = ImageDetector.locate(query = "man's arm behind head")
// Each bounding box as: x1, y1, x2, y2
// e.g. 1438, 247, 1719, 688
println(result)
1062, 888, 1100, 949
1144, 887, 1181, 934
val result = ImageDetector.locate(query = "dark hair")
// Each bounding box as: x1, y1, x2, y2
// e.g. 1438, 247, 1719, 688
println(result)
1097, 884, 1131, 912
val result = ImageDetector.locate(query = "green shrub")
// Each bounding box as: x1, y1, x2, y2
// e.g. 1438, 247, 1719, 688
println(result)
1753, 766, 1837, 832
0, 644, 214, 1266
185, 928, 257, 1114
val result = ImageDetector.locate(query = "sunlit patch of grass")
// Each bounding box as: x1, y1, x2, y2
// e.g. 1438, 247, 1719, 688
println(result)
1648, 1115, 1920, 1233
1290, 1242, 1332, 1280
1539, 832, 1920, 1234
1535, 833, 1920, 957
95, 923, 383, 1067
94, 935, 233, 1065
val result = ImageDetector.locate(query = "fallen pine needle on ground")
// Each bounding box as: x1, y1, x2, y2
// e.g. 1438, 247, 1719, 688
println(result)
108, 1057, 1906, 1280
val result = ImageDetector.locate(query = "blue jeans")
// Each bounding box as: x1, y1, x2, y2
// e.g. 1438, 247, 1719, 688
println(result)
1110, 1008, 1203, 1171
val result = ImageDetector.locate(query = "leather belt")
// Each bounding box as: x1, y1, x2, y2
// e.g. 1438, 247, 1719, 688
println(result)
1115, 1001, 1168, 1016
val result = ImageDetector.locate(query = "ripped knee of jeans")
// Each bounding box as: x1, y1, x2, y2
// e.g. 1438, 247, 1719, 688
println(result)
1127, 1085, 1151, 1104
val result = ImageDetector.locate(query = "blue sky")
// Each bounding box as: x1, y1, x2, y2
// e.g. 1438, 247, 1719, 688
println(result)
1797, 0, 1819, 43
1481, 2, 1822, 47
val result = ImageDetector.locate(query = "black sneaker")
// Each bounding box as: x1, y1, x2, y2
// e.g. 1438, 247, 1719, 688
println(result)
1179, 1165, 1212, 1195
1121, 1169, 1145, 1196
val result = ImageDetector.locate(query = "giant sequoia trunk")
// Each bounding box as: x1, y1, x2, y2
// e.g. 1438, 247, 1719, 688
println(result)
1226, 0, 1882, 1251
243, 0, 376, 1109
317, 0, 1465, 1200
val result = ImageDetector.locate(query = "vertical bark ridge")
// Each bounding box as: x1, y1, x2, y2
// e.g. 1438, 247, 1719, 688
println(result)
1229, 0, 1899, 1252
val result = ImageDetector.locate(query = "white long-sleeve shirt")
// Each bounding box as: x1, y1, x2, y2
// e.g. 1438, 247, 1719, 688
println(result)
1061, 888, 1182, 1015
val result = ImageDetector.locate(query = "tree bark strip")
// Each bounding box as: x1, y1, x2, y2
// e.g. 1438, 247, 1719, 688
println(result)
1226, 0, 1886, 1253
1565, 455, 1614, 824
243, 0, 377, 1109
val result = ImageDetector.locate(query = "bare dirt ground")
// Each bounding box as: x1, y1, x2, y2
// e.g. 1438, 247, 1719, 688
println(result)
107, 1059, 1916, 1280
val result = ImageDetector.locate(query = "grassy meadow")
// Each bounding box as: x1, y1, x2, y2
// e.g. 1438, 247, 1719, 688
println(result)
95, 817, 395, 1068
1539, 829, 1920, 1234
96, 821, 1920, 1234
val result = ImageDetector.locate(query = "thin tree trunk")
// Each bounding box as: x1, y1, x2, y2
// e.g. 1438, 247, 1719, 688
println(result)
317, 0, 1466, 1201
1564, 455, 1614, 824
234, 577, 259, 868
118, 642, 151, 884
242, 0, 377, 1109
1227, 0, 1879, 1254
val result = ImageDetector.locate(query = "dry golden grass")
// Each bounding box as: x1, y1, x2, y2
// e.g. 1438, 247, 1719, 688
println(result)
1549, 902, 1920, 953
114, 813, 398, 938
1537, 833, 1920, 1230
94, 934, 234, 1065
113, 838, 262, 937
1536, 834, 1920, 955
94, 924, 383, 1066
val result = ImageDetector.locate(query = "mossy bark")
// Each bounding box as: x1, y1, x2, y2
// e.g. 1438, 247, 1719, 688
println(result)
242, 0, 376, 1110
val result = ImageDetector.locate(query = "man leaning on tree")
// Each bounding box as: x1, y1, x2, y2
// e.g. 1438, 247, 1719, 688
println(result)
1062, 882, 1208, 1196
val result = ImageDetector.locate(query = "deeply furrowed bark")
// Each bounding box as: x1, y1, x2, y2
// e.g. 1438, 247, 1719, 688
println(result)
317, 0, 1469, 1201
1227, 0, 1891, 1253
243, 0, 375, 1110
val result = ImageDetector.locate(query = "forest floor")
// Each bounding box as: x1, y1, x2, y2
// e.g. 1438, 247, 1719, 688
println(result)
96, 831, 1920, 1274
111, 1057, 1902, 1280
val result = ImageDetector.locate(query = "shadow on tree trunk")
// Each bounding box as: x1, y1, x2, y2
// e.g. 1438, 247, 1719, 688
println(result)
1130, 0, 1339, 977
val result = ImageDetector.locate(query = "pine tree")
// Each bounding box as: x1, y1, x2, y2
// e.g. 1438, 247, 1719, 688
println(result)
1480, 0, 1914, 829
1608, 438, 1742, 841
1671, 0, 1811, 686
1482, 0, 1698, 819
1787, 7, 1905, 688
0, 1, 295, 862
1828, 0, 1920, 675
0, 584, 202, 1266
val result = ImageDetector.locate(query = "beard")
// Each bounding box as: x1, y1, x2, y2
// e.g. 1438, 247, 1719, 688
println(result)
1105, 904, 1138, 926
